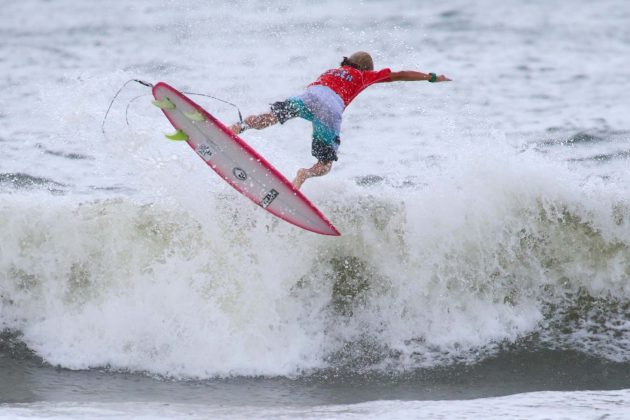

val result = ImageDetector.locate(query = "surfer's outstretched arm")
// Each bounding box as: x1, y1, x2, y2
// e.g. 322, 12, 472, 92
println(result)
292, 161, 332, 190
230, 112, 278, 134
389, 71, 451, 82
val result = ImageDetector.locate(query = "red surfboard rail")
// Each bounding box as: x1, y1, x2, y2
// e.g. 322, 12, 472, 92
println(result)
152, 82, 340, 236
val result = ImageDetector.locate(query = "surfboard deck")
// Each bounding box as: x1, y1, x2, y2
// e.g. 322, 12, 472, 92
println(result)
152, 82, 340, 236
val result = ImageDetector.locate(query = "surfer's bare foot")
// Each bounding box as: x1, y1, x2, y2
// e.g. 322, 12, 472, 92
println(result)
229, 123, 242, 134
292, 162, 332, 189
292, 168, 307, 190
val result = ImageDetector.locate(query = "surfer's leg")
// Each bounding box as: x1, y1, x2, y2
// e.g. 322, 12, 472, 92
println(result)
231, 97, 307, 135
293, 160, 333, 190
230, 112, 278, 134
294, 133, 340, 189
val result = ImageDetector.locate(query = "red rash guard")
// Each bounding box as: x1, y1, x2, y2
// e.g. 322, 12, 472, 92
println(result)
309, 66, 392, 107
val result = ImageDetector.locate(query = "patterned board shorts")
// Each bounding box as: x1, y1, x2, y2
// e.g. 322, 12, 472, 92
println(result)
270, 85, 344, 162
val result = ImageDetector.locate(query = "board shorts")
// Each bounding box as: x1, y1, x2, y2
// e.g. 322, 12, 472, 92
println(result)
270, 85, 344, 162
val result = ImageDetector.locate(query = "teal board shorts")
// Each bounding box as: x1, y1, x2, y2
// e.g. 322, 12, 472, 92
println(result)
270, 85, 344, 162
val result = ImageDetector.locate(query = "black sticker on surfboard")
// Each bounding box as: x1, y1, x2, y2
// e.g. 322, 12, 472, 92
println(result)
260, 189, 279, 208
232, 167, 247, 181
196, 144, 214, 161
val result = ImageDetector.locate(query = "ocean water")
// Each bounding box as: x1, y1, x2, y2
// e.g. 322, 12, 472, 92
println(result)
1, 0, 629, 418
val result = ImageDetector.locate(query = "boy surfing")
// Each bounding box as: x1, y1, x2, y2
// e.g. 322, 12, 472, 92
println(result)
230, 51, 451, 189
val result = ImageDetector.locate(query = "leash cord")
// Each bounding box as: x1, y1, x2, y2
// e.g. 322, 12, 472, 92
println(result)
102, 79, 244, 139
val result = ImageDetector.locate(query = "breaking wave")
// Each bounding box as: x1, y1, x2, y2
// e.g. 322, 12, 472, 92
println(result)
1, 146, 628, 378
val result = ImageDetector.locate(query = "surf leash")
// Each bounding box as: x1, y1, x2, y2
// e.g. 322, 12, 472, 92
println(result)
101, 79, 244, 139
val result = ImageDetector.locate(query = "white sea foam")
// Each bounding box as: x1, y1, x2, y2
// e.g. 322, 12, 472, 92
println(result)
1, 141, 628, 377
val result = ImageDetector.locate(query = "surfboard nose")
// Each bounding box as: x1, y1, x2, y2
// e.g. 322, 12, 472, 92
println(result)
152, 97, 176, 110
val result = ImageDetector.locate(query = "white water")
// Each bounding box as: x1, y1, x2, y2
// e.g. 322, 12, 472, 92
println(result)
2, 145, 629, 377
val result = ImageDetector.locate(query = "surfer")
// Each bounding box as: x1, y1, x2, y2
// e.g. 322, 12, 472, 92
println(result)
230, 51, 451, 189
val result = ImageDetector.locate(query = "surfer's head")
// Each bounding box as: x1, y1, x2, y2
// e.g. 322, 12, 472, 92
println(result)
340, 51, 374, 71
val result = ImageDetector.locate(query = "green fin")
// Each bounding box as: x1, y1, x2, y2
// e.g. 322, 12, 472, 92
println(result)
152, 97, 175, 110
183, 110, 206, 122
165, 129, 188, 141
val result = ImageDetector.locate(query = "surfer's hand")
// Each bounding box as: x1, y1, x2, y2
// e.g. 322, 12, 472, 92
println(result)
436, 75, 451, 82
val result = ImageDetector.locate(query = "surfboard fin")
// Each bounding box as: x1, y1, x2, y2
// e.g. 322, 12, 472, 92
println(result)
183, 110, 206, 122
165, 129, 189, 141
152, 97, 176, 110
